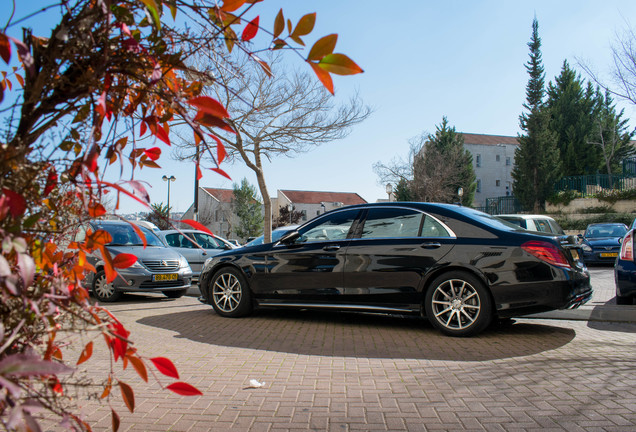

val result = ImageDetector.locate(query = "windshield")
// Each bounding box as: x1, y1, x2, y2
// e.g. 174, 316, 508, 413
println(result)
97, 223, 164, 247
245, 226, 298, 247
584, 224, 628, 239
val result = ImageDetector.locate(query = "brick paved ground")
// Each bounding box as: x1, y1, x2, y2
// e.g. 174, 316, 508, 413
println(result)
47, 268, 636, 431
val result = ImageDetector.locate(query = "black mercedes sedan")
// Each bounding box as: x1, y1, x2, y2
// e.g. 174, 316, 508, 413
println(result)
198, 203, 592, 337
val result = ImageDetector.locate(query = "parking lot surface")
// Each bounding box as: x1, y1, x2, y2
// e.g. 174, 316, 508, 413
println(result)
61, 267, 636, 431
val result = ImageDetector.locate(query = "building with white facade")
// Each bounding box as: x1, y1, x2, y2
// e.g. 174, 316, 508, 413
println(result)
461, 133, 519, 208
273, 190, 367, 223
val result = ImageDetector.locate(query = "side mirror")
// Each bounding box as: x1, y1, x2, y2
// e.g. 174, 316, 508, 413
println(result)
279, 230, 300, 244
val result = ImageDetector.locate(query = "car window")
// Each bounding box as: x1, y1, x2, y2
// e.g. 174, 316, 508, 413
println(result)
548, 220, 565, 235
360, 208, 427, 239
96, 223, 164, 246
164, 233, 182, 247
194, 233, 223, 249
421, 215, 451, 237
297, 210, 358, 243
534, 219, 551, 233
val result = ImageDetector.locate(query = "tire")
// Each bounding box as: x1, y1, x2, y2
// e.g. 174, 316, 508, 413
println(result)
209, 267, 252, 317
163, 289, 188, 299
424, 271, 493, 337
93, 270, 123, 302
616, 294, 633, 305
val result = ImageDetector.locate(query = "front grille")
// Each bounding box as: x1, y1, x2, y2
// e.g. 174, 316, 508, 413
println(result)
140, 280, 185, 289
142, 259, 180, 272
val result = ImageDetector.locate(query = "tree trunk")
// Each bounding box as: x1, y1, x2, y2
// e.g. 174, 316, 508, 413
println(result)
254, 168, 272, 243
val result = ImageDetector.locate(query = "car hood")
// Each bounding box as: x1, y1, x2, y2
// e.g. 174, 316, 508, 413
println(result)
584, 237, 621, 247
106, 245, 184, 260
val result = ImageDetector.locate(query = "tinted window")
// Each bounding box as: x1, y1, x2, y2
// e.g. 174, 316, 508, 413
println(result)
193, 233, 223, 249
297, 210, 358, 243
360, 208, 425, 239
534, 219, 551, 233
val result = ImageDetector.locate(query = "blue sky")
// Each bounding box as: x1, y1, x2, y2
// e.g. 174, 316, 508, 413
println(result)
7, 1, 636, 214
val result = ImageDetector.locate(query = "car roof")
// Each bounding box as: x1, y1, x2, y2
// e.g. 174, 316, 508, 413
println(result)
496, 214, 556, 220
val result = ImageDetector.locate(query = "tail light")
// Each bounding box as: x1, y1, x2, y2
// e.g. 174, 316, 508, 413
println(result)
522, 240, 572, 269
619, 231, 634, 261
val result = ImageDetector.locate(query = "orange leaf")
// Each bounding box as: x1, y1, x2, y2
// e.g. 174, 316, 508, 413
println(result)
166, 382, 203, 396
188, 96, 230, 119
112, 410, 120, 432
130, 223, 147, 248
273, 9, 284, 38
318, 53, 363, 76
181, 219, 214, 236
221, 0, 246, 12
100, 246, 117, 283
196, 163, 202, 181
193, 112, 235, 134
150, 357, 179, 379
118, 381, 135, 412
126, 355, 148, 382
101, 382, 112, 399
307, 34, 337, 61
0, 33, 10, 63
88, 201, 106, 218
293, 13, 316, 37
211, 167, 232, 180
112, 253, 137, 269
309, 62, 334, 95
77, 341, 93, 365
242, 16, 259, 41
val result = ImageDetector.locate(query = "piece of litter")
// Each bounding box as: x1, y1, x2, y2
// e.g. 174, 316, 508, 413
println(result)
248, 379, 265, 388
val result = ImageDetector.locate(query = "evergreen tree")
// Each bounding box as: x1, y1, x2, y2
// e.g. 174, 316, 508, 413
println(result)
145, 203, 171, 230
394, 178, 413, 201
589, 89, 636, 176
232, 178, 263, 240
512, 18, 560, 212
412, 117, 476, 206
546, 61, 598, 175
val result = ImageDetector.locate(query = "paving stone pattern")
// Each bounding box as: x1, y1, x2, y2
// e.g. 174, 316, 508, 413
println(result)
48, 269, 636, 431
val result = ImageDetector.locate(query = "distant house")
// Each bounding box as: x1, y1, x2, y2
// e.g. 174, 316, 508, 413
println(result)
274, 190, 367, 224
181, 187, 243, 239
461, 133, 520, 208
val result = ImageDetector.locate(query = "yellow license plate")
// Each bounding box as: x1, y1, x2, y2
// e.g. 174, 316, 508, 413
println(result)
600, 252, 617, 258
153, 273, 177, 282
569, 249, 580, 260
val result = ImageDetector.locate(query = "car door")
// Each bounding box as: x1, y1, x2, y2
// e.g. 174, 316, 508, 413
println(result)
163, 233, 208, 275
251, 209, 361, 302
342, 207, 456, 309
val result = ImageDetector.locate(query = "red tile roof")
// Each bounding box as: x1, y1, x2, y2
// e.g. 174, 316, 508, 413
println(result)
202, 188, 235, 203
280, 190, 367, 205
460, 133, 519, 146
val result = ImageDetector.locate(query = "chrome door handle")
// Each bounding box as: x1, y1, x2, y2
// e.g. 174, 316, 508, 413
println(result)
420, 242, 441, 249
323, 245, 341, 251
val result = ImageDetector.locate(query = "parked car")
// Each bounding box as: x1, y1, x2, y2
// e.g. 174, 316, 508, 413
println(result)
495, 214, 565, 235
156, 229, 236, 282
75, 220, 192, 302
244, 225, 300, 247
198, 203, 592, 337
615, 228, 636, 305
580, 223, 629, 265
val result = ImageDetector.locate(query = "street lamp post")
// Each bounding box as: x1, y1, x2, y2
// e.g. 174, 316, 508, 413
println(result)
162, 175, 176, 219
457, 187, 464, 206
386, 183, 393, 202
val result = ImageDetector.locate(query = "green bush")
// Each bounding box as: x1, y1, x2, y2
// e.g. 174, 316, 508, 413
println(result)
547, 189, 581, 206
555, 213, 635, 231
594, 188, 636, 203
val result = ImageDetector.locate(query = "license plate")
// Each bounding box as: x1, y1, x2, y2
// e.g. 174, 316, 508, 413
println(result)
569, 249, 580, 260
153, 273, 177, 282
600, 252, 617, 258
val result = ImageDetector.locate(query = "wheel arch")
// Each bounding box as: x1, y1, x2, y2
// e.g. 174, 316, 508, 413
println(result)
201, 262, 248, 299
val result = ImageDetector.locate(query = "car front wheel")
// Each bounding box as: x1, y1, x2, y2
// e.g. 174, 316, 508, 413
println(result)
209, 267, 252, 317
93, 270, 123, 302
424, 271, 493, 337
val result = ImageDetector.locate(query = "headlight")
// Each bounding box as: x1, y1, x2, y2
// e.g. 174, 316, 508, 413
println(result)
580, 244, 592, 252
179, 255, 190, 269
129, 259, 144, 269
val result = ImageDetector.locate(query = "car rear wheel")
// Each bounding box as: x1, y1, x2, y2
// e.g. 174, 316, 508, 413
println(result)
209, 268, 252, 317
93, 270, 123, 302
163, 289, 188, 299
424, 271, 493, 337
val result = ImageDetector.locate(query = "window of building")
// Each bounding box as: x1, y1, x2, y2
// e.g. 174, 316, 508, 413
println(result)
496, 179, 501, 187
476, 154, 481, 167
301, 210, 307, 221
476, 179, 481, 193
506, 157, 511, 166
496, 155, 500, 162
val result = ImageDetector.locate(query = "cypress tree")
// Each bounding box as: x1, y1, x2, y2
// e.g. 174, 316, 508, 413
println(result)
512, 18, 561, 212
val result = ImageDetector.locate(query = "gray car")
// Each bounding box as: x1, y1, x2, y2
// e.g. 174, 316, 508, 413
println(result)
76, 220, 192, 302
156, 229, 235, 282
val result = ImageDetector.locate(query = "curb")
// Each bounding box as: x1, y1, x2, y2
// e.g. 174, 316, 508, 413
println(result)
527, 305, 636, 323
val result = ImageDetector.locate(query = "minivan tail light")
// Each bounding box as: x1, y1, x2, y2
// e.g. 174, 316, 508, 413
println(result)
619, 231, 634, 261
521, 240, 572, 269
